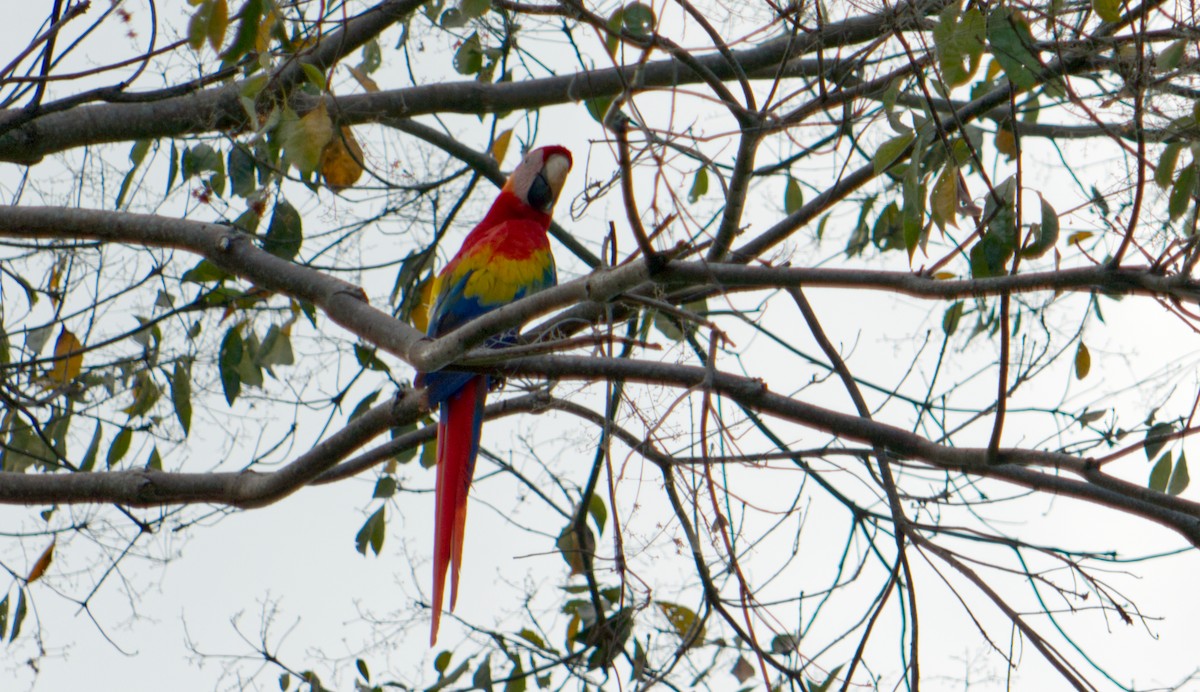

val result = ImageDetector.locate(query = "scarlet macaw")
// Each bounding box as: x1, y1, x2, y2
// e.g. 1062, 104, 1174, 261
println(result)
418, 145, 573, 644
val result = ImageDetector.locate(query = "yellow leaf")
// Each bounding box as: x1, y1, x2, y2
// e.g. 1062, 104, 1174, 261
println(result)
657, 601, 705, 648
556, 521, 595, 576
27, 540, 55, 583
995, 126, 1017, 160
320, 126, 365, 191
411, 277, 434, 333
986, 58, 1003, 81
1075, 341, 1091, 380
345, 64, 380, 93
1067, 231, 1094, 246
48, 329, 83, 385
255, 9, 279, 54
207, 0, 229, 52
48, 255, 67, 304
932, 271, 957, 280
490, 129, 514, 164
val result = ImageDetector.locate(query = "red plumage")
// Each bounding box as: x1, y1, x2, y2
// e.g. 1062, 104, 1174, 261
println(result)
422, 145, 572, 645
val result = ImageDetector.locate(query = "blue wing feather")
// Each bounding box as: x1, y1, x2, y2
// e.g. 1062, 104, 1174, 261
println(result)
418, 245, 555, 407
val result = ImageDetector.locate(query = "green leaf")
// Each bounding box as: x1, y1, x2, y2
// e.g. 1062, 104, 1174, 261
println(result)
25, 325, 51, 356
235, 331, 263, 389
130, 316, 162, 351
1145, 422, 1174, 461
420, 439, 437, 468
1169, 161, 1195, 220
556, 520, 595, 576
942, 301, 965, 336
440, 7, 467, 28
505, 657, 526, 692
172, 361, 193, 435
807, 664, 845, 692
1158, 39, 1187, 72
389, 422, 420, 464
574, 608, 633, 670
873, 133, 914, 175
1169, 452, 1190, 495
9, 588, 25, 642
372, 476, 397, 499
434, 651, 453, 674
785, 176, 803, 214
146, 445, 163, 470
188, 0, 213, 50
933, 3, 985, 87
770, 632, 799, 654
353, 343, 390, 372
472, 654, 493, 690
280, 103, 332, 175
182, 259, 232, 283
229, 145, 257, 198
257, 325, 294, 368
1149, 451, 1172, 492
1093, 0, 1122, 23
116, 140, 152, 209
585, 96, 613, 124
931, 165, 958, 232
123, 372, 161, 418
79, 422, 102, 472
354, 506, 386, 556
983, 176, 1019, 247
360, 39, 382, 73
221, 0, 264, 63
182, 143, 223, 180
1021, 195, 1060, 259
605, 8, 624, 56
986, 6, 1041, 91
107, 426, 133, 468
622, 2, 656, 37
461, 0, 491, 19
587, 494, 607, 536
901, 164, 924, 259
300, 63, 326, 91
1156, 143, 1183, 189
1074, 341, 1090, 380
517, 628, 548, 650
968, 234, 1013, 278
356, 658, 370, 682
688, 168, 708, 204
349, 389, 382, 422
167, 141, 179, 193
264, 199, 303, 260
219, 327, 244, 406
453, 32, 483, 75
0, 593, 7, 640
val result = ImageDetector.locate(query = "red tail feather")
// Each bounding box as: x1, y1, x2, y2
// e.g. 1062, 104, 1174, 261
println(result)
429, 376, 487, 645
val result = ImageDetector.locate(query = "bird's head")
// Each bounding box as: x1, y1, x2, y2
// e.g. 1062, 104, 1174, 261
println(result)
504, 145, 573, 215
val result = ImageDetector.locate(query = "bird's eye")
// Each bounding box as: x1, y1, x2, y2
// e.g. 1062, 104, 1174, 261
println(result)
527, 173, 553, 212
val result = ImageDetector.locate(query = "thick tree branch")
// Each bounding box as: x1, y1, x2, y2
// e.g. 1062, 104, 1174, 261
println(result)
0, 0, 429, 163
0, 0, 940, 163
0, 392, 419, 507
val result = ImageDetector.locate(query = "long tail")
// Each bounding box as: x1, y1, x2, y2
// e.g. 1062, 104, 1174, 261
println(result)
429, 375, 488, 645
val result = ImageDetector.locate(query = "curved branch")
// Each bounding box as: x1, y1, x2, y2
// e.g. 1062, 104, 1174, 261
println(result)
0, 392, 419, 507
0, 0, 429, 162
0, 0, 940, 163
